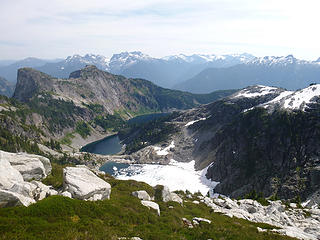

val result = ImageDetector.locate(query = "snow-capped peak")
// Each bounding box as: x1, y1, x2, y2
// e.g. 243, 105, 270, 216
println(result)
232, 85, 281, 99
108, 51, 153, 71
110, 51, 152, 63
66, 54, 109, 65
162, 53, 254, 64
247, 55, 313, 66
261, 84, 320, 111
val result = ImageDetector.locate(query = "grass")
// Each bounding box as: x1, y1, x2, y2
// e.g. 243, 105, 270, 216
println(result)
42, 163, 69, 189
0, 172, 297, 240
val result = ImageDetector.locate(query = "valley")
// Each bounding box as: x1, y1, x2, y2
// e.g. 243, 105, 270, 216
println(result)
1, 64, 320, 240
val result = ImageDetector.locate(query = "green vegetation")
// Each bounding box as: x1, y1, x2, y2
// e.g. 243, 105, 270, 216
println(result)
0, 176, 295, 240
244, 190, 270, 206
119, 112, 180, 154
60, 132, 75, 145
42, 163, 68, 189
0, 119, 41, 154
75, 121, 91, 138
85, 103, 104, 114
43, 139, 62, 152
93, 114, 127, 132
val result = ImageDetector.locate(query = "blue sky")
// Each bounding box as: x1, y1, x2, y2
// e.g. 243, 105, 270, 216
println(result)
1, 0, 320, 60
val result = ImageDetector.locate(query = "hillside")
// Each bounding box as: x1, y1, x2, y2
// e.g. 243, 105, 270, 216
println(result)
0, 66, 235, 151
121, 85, 320, 204
0, 158, 296, 240
13, 65, 235, 115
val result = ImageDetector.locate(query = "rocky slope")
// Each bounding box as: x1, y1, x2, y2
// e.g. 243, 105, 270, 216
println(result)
124, 85, 320, 203
0, 66, 235, 151
174, 55, 320, 93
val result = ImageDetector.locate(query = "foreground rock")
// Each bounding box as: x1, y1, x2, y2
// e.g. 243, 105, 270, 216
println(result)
161, 186, 183, 204
132, 190, 151, 201
0, 190, 35, 207
0, 150, 52, 181
198, 196, 320, 240
141, 200, 160, 216
0, 158, 24, 189
0, 151, 56, 207
63, 166, 111, 201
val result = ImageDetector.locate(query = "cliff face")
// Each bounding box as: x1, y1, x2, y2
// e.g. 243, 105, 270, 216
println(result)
13, 68, 54, 102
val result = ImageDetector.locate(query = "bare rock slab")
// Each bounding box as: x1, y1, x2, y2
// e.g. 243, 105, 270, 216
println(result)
132, 190, 151, 201
0, 158, 24, 189
0, 190, 35, 207
63, 166, 111, 200
0, 150, 52, 181
141, 200, 160, 216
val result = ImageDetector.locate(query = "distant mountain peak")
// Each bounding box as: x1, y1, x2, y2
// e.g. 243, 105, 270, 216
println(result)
162, 53, 255, 64
247, 55, 313, 66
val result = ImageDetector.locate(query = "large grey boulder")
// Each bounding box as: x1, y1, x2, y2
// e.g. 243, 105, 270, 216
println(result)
8, 182, 37, 199
31, 180, 58, 200
132, 190, 151, 201
0, 150, 55, 207
0, 151, 52, 181
0, 190, 35, 207
63, 166, 111, 201
162, 186, 183, 204
141, 200, 160, 216
0, 158, 24, 189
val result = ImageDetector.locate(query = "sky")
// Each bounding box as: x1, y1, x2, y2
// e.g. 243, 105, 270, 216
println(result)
1, 0, 320, 60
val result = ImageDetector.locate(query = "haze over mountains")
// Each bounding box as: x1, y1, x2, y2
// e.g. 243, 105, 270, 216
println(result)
1, 52, 320, 98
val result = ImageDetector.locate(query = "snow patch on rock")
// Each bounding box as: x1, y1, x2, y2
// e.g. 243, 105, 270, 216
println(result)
185, 117, 207, 127
154, 141, 175, 156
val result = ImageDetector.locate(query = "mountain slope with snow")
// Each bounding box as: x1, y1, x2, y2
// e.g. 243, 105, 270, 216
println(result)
124, 84, 320, 203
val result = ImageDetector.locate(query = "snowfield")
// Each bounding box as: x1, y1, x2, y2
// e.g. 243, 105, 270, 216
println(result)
115, 159, 219, 195
234, 85, 278, 98
261, 84, 320, 110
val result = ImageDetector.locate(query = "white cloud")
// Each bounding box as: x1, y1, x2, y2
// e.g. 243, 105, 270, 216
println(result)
0, 0, 319, 60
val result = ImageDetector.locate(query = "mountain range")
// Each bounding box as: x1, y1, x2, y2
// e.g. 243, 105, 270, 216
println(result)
0, 52, 254, 86
2, 52, 320, 98
174, 55, 320, 93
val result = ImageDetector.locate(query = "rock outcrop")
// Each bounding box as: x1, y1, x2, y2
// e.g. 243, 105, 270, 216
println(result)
197, 195, 320, 240
0, 190, 35, 207
132, 190, 151, 201
0, 158, 24, 189
0, 151, 55, 207
63, 166, 111, 200
141, 200, 160, 216
1, 150, 52, 181
161, 186, 183, 204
